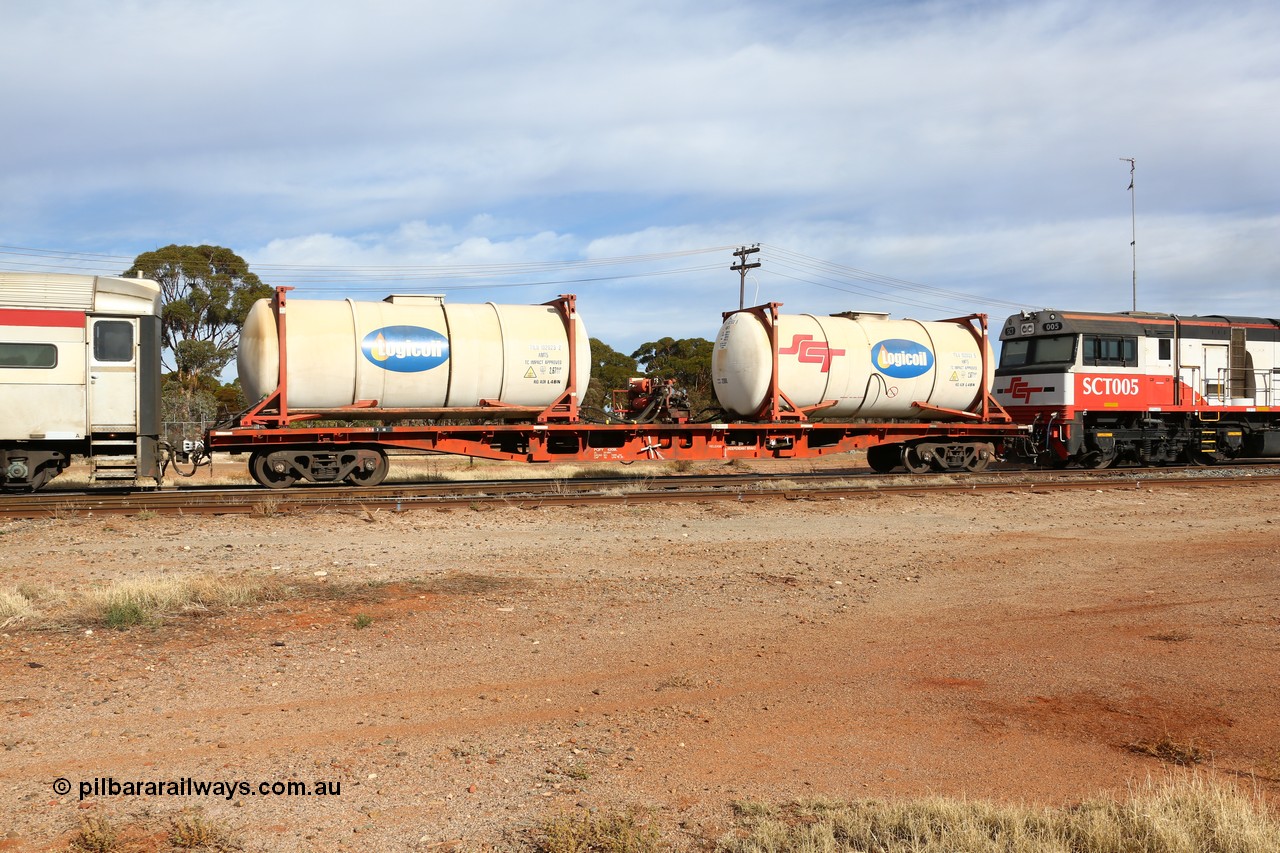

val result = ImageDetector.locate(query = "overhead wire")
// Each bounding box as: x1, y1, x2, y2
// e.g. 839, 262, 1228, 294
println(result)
0, 242, 1027, 316
0, 244, 735, 293
759, 243, 1030, 312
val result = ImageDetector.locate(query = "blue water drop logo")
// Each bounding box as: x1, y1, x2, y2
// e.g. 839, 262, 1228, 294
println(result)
361, 326, 449, 373
871, 339, 934, 379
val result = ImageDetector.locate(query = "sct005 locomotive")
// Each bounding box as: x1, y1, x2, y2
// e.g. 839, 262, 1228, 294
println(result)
994, 309, 1280, 467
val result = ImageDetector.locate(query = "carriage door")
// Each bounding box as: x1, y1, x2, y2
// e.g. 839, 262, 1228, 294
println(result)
88, 317, 138, 429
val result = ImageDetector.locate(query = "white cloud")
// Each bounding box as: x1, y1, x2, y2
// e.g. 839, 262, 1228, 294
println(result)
1, 0, 1277, 338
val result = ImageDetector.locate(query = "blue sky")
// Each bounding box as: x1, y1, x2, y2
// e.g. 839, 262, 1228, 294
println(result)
2, 0, 1277, 352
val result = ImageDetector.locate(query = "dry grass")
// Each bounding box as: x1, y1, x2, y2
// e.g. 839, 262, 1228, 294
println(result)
718, 776, 1280, 853
1126, 734, 1207, 766
2, 574, 291, 631
168, 808, 241, 850
63, 808, 240, 852
81, 575, 282, 629
4, 571, 521, 632
67, 814, 117, 852
535, 808, 661, 853
0, 587, 38, 628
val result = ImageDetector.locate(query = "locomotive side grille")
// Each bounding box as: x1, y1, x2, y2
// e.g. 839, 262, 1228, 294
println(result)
1229, 328, 1249, 399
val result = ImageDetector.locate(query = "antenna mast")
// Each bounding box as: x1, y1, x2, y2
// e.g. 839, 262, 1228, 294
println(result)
1120, 157, 1136, 311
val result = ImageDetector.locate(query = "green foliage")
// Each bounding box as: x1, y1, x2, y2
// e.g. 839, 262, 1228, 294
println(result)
582, 337, 639, 413
213, 379, 248, 417
103, 600, 150, 630
630, 336, 715, 411
125, 244, 272, 387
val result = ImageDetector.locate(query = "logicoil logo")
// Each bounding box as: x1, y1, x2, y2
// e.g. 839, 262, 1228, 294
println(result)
361, 326, 449, 372
871, 339, 933, 379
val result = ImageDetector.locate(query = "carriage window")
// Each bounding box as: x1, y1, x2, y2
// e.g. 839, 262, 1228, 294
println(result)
999, 334, 1077, 368
1083, 334, 1137, 366
0, 342, 57, 368
93, 321, 134, 362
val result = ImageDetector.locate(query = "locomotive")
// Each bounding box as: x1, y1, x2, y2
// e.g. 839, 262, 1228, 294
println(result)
994, 309, 1280, 467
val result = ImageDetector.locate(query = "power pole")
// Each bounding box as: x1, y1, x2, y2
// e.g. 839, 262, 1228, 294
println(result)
732, 245, 760, 310
1121, 157, 1136, 311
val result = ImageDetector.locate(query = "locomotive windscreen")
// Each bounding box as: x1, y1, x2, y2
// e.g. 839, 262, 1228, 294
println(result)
998, 334, 1077, 368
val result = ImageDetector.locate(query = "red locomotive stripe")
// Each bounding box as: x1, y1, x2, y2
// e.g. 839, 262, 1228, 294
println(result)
0, 308, 86, 328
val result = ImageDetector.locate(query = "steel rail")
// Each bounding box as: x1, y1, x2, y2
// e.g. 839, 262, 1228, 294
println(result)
2, 466, 1277, 519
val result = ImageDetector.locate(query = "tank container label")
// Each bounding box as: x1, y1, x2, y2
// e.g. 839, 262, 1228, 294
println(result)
871, 339, 934, 379
361, 326, 450, 372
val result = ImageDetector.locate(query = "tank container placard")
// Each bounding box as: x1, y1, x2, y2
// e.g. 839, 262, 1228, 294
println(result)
947, 351, 981, 388
361, 325, 450, 373
523, 342, 566, 385
871, 339, 934, 379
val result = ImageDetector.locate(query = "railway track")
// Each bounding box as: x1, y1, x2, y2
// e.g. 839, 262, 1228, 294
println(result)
2, 464, 1278, 519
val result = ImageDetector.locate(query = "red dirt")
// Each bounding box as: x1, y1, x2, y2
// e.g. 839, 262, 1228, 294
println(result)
1, 466, 1278, 850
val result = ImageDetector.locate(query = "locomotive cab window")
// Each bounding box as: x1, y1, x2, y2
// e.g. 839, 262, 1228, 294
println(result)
1158, 338, 1172, 360
0, 342, 57, 368
93, 320, 134, 363
999, 334, 1077, 368
1083, 334, 1137, 367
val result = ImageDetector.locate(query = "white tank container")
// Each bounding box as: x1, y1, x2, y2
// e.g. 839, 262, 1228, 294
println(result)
712, 311, 993, 419
238, 295, 590, 410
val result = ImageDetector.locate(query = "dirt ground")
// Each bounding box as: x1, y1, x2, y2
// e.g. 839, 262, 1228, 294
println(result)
1, 459, 1279, 851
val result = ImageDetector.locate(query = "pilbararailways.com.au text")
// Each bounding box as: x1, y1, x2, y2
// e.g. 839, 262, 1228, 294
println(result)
53, 776, 342, 801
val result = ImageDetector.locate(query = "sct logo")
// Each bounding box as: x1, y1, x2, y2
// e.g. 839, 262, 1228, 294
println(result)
780, 334, 845, 373
872, 340, 933, 379
1006, 376, 1044, 403
361, 326, 449, 373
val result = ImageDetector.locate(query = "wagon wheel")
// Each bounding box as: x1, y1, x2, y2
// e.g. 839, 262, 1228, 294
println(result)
901, 445, 933, 475
963, 444, 993, 473
865, 444, 900, 474
346, 450, 389, 486
250, 452, 297, 489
